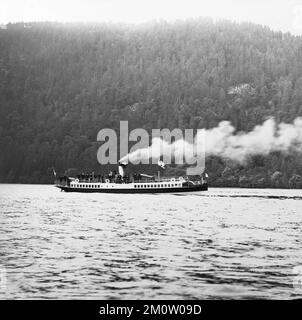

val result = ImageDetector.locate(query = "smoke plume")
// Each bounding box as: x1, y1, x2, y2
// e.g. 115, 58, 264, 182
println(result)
120, 117, 302, 164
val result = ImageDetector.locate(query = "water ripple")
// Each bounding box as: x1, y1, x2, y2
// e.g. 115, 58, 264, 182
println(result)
0, 184, 301, 299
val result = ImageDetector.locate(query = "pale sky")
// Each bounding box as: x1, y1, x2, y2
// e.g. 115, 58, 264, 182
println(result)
1, 0, 302, 35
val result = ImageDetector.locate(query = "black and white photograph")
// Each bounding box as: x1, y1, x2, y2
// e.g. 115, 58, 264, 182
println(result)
0, 0, 302, 307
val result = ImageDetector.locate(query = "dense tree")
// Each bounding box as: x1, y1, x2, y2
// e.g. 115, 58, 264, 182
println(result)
0, 20, 302, 187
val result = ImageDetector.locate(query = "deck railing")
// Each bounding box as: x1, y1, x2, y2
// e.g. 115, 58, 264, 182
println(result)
55, 176, 197, 185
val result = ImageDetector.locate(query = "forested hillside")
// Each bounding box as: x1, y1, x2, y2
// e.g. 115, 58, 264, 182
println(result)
1, 19, 302, 187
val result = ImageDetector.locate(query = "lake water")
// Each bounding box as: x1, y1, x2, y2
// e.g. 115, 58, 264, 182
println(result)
0, 184, 301, 299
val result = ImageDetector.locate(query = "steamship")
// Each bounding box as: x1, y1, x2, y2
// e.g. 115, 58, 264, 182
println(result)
55, 162, 208, 193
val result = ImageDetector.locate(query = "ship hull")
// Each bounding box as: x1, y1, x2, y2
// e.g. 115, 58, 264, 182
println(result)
57, 184, 208, 193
